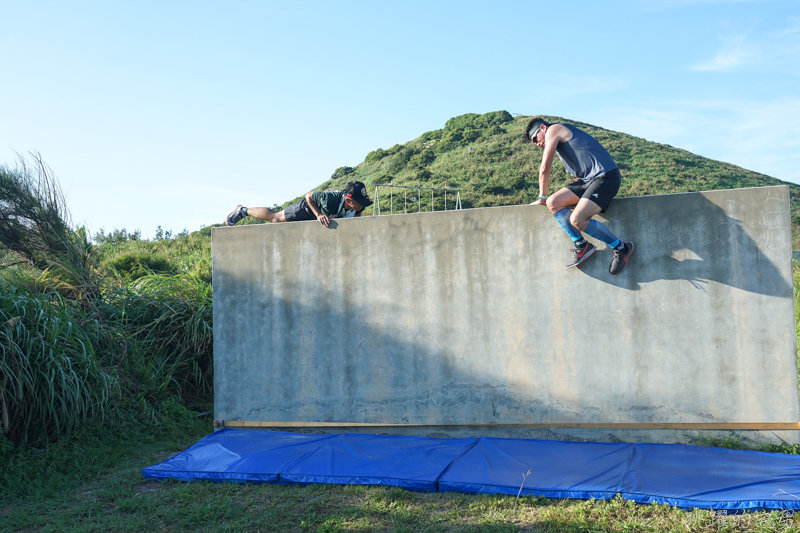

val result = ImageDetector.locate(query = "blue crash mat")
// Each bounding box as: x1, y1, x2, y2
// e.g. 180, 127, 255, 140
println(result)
438, 438, 634, 501
143, 429, 800, 511
144, 429, 477, 491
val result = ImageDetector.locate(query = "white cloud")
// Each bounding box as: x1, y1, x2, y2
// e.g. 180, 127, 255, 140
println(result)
588, 97, 800, 183
692, 17, 800, 72
692, 37, 755, 71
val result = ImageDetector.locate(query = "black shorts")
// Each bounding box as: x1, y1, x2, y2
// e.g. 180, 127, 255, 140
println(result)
564, 168, 621, 213
283, 199, 316, 222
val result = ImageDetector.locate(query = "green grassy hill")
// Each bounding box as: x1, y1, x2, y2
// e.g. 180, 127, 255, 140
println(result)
235, 111, 799, 248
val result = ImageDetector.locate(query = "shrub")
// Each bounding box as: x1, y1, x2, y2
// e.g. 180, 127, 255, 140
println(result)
387, 146, 416, 174
0, 280, 118, 447
418, 130, 442, 143
409, 149, 436, 169
416, 169, 432, 182
331, 166, 355, 180
444, 110, 512, 132
444, 113, 481, 132
436, 130, 464, 153
100, 274, 213, 402
102, 252, 176, 281
364, 148, 388, 164
94, 227, 141, 246
462, 129, 481, 143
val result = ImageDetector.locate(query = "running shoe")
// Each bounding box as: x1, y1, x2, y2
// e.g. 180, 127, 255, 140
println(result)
609, 242, 635, 275
225, 205, 247, 226
565, 243, 596, 268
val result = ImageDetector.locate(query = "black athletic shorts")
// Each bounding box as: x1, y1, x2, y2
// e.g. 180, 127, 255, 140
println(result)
564, 168, 621, 213
283, 199, 316, 222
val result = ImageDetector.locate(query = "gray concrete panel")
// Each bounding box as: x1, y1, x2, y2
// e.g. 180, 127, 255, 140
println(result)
212, 186, 799, 442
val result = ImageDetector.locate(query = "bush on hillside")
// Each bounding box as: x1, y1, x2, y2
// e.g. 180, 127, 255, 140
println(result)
365, 148, 388, 163
416, 169, 432, 182
387, 147, 415, 174
444, 110, 512, 132
436, 130, 464, 152
462, 129, 481, 143
331, 166, 355, 180
409, 149, 435, 169
419, 130, 441, 144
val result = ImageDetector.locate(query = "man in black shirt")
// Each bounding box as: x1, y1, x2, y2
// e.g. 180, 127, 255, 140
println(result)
225, 181, 372, 228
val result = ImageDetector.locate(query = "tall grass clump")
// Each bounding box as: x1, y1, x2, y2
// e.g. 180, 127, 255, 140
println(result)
0, 277, 118, 447
0, 154, 99, 300
0, 155, 213, 450
98, 274, 213, 402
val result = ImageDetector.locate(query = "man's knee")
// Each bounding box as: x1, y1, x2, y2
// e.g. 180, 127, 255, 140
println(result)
545, 196, 560, 214
570, 212, 590, 231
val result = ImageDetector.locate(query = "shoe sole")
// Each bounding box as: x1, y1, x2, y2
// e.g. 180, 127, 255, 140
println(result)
566, 245, 596, 268
609, 242, 635, 275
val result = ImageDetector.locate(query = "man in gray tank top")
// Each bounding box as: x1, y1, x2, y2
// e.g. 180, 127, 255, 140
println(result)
525, 117, 634, 275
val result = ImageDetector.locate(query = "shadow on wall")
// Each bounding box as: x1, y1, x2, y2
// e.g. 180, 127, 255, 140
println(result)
212, 275, 759, 430
214, 275, 556, 426
574, 191, 792, 297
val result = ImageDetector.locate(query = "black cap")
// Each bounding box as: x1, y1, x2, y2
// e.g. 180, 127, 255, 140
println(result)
344, 181, 372, 208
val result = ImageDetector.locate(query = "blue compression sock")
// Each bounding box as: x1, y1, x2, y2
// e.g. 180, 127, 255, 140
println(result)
553, 208, 583, 242
585, 219, 622, 249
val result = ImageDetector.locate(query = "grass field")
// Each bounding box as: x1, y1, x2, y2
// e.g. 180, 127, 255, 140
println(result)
3, 411, 800, 533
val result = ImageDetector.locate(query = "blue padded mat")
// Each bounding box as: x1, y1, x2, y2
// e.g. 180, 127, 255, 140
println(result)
438, 438, 633, 501
143, 429, 800, 511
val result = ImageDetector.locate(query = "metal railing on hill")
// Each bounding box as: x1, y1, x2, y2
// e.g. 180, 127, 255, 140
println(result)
372, 184, 462, 216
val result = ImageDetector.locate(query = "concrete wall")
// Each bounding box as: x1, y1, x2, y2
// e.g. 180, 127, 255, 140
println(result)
212, 186, 799, 443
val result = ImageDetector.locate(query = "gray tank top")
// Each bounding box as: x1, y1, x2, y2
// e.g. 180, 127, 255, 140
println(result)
555, 124, 618, 183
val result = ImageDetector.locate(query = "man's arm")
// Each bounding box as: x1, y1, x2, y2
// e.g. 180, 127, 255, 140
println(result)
533, 124, 571, 205
305, 192, 330, 227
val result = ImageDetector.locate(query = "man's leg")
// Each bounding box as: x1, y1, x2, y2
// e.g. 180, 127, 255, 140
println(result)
546, 188, 583, 241
225, 205, 288, 226
574, 175, 634, 275
246, 207, 288, 223
545, 189, 597, 267
573, 197, 629, 249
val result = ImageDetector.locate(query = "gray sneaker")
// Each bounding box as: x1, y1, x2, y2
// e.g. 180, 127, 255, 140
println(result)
565, 242, 596, 268
609, 242, 634, 275
225, 205, 248, 226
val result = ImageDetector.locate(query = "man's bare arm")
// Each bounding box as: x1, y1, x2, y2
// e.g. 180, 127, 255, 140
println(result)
533, 124, 572, 204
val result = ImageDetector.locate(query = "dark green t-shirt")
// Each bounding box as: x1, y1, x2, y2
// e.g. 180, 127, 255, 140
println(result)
311, 191, 356, 218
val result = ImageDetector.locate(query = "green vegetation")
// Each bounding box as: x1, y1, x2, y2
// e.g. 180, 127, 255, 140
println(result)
274, 111, 800, 249
4, 113, 800, 531
0, 158, 212, 451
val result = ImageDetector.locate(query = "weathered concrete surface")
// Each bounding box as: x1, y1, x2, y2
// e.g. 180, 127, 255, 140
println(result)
212, 186, 799, 443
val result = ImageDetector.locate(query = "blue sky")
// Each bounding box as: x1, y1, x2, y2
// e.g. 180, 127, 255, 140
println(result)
1, 0, 798, 238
